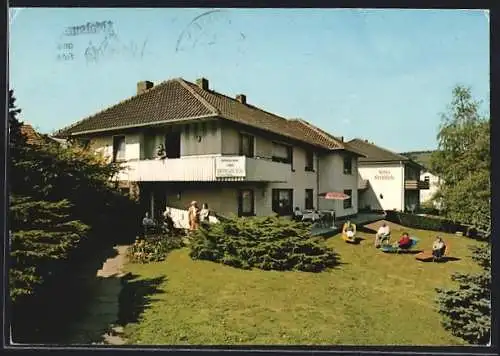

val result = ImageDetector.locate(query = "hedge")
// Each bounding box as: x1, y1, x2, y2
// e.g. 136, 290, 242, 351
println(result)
385, 210, 466, 234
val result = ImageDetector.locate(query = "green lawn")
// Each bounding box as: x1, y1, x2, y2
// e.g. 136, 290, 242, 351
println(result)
120, 221, 484, 345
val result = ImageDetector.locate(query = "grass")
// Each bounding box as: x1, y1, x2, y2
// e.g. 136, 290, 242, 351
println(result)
120, 220, 485, 345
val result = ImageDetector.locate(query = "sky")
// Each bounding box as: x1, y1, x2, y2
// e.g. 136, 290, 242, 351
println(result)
9, 8, 489, 152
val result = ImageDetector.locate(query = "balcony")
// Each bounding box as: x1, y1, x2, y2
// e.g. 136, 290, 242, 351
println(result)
358, 179, 369, 190
404, 180, 430, 190
116, 155, 291, 183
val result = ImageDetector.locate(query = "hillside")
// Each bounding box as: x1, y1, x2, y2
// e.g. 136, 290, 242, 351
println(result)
400, 150, 435, 170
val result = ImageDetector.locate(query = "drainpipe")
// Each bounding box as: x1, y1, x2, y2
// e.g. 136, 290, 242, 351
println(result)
400, 161, 405, 212
316, 154, 320, 209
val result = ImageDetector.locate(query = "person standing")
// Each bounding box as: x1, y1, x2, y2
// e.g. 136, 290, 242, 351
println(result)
188, 201, 200, 231
199, 203, 211, 226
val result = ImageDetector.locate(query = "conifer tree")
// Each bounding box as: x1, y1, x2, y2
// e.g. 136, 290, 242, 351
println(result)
432, 85, 491, 344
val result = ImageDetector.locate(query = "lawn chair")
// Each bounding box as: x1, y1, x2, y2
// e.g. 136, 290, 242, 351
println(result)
342, 222, 358, 244
415, 244, 449, 262
375, 233, 391, 248
380, 237, 420, 254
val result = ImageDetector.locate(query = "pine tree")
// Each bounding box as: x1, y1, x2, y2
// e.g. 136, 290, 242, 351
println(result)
432, 85, 491, 344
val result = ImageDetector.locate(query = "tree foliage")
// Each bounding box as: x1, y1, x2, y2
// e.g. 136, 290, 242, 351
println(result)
430, 86, 490, 234
431, 85, 491, 345
190, 216, 339, 272
8, 88, 140, 337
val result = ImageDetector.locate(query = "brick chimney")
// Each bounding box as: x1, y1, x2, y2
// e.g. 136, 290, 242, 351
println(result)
236, 94, 247, 104
137, 80, 153, 95
196, 78, 209, 90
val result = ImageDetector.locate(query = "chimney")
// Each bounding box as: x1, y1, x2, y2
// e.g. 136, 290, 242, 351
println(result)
236, 94, 247, 104
340, 136, 344, 142
196, 77, 209, 90
137, 80, 153, 95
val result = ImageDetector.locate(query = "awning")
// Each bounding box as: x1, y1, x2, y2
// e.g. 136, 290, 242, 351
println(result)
318, 192, 350, 200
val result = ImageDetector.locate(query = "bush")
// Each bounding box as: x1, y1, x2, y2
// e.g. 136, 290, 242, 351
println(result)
436, 244, 491, 344
128, 234, 184, 264
189, 216, 339, 272
385, 210, 464, 234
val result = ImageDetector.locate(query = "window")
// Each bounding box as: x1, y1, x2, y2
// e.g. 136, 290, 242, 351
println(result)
272, 142, 293, 165
343, 189, 352, 209
165, 132, 181, 158
113, 135, 126, 162
239, 133, 255, 157
343, 156, 352, 175
272, 189, 293, 215
424, 176, 430, 183
305, 151, 314, 171
305, 189, 314, 210
238, 189, 255, 216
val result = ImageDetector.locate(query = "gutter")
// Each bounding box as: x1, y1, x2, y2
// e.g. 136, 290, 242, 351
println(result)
62, 114, 219, 137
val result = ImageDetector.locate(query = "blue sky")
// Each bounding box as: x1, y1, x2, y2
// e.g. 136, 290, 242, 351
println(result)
9, 8, 489, 152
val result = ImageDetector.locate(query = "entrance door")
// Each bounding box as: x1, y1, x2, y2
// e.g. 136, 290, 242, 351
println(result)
238, 189, 255, 217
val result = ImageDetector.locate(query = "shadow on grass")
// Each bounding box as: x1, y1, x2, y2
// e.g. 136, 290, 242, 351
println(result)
10, 243, 121, 344
117, 273, 166, 326
357, 226, 378, 234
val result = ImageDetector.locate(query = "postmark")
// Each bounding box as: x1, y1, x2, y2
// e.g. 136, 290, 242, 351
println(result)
55, 21, 149, 64
175, 9, 246, 53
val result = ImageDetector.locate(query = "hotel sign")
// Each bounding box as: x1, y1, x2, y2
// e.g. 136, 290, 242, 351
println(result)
374, 169, 395, 180
215, 157, 246, 178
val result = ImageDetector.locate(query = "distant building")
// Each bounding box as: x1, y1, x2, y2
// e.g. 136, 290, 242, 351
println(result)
400, 150, 442, 209
347, 139, 430, 212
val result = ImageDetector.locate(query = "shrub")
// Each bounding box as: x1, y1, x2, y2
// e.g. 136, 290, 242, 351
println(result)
128, 234, 184, 264
436, 244, 491, 344
385, 210, 465, 234
189, 216, 339, 272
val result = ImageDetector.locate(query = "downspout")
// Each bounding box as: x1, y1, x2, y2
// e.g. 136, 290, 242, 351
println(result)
400, 161, 405, 212
316, 153, 320, 210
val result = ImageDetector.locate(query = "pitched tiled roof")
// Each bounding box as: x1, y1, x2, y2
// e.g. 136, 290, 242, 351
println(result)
55, 77, 359, 153
347, 138, 412, 163
288, 119, 365, 156
55, 79, 216, 137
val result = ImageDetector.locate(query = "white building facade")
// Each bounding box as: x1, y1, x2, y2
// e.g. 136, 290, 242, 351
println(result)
57, 77, 363, 220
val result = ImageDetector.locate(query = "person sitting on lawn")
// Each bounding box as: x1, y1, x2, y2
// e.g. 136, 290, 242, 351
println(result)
375, 223, 391, 247
293, 207, 303, 222
345, 223, 355, 240
432, 236, 446, 259
397, 232, 412, 249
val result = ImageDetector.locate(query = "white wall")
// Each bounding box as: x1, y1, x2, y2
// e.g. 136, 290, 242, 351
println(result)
318, 153, 359, 217
358, 162, 405, 211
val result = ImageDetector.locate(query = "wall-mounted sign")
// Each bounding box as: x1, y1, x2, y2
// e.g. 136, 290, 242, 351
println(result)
374, 169, 395, 180
215, 157, 246, 178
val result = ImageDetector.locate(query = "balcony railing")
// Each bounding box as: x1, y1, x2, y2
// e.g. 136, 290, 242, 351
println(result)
404, 180, 430, 190
116, 155, 291, 183
358, 179, 369, 190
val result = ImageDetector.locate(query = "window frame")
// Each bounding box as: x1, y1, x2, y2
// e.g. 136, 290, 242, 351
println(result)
238, 189, 255, 217
305, 189, 314, 210
239, 133, 255, 158
305, 151, 314, 171
112, 135, 126, 162
343, 189, 353, 209
271, 189, 294, 216
343, 156, 352, 175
